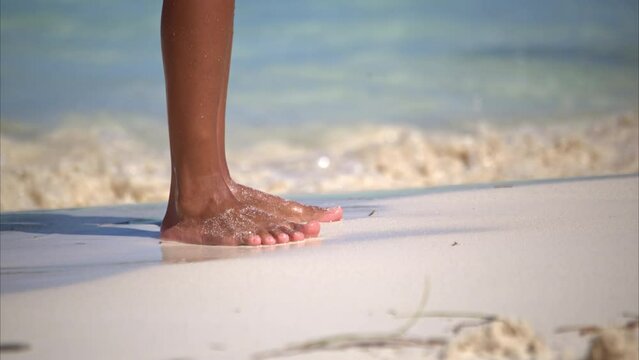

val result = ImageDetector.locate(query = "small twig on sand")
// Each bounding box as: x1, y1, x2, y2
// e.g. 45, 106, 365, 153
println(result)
392, 310, 498, 334
253, 278, 439, 360
252, 280, 504, 359
253, 336, 447, 359
391, 278, 431, 337
0, 343, 30, 353
556, 313, 639, 336
556, 325, 603, 336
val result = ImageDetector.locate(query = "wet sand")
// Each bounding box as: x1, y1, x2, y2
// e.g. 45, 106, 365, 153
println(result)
1, 175, 638, 359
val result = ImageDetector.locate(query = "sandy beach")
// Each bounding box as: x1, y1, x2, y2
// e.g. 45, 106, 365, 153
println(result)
1, 175, 637, 359
2, 1, 638, 358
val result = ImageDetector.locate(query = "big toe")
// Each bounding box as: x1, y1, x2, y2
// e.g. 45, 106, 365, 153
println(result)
291, 221, 320, 238
317, 206, 343, 222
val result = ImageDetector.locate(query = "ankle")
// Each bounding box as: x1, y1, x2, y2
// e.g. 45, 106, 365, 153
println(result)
176, 188, 237, 220
169, 172, 234, 216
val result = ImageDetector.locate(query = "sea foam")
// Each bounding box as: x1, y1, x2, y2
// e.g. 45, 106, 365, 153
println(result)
1, 114, 637, 211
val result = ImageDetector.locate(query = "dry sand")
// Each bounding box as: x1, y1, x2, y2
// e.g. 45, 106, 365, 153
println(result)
0, 175, 638, 359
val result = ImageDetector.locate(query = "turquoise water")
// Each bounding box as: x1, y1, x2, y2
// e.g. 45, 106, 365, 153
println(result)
1, 0, 637, 128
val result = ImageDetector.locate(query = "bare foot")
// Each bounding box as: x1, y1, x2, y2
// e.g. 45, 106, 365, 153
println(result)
159, 1, 338, 247
161, 202, 321, 246
160, 181, 330, 246
229, 183, 343, 223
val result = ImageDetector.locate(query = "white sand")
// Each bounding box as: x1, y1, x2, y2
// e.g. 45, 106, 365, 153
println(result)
1, 176, 638, 359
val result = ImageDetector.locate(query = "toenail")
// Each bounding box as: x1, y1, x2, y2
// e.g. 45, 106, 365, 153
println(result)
246, 235, 260, 246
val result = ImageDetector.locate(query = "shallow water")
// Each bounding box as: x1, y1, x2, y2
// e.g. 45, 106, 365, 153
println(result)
1, 0, 637, 128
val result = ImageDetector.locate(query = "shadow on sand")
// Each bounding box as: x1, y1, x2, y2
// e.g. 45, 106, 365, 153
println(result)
0, 212, 159, 238
0, 203, 492, 293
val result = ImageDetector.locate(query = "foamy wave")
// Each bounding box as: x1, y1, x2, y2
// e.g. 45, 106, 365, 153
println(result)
1, 115, 637, 211
0, 124, 170, 211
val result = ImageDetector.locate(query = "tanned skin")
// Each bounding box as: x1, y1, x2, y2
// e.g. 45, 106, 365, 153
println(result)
160, 0, 342, 246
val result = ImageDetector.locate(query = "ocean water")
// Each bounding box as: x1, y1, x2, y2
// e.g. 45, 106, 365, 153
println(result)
1, 0, 638, 211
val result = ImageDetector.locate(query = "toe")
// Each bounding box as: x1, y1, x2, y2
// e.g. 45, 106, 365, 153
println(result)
279, 225, 305, 242
289, 221, 320, 238
290, 231, 305, 241
304, 220, 321, 237
243, 234, 261, 246
258, 231, 277, 246
270, 229, 289, 244
317, 206, 343, 222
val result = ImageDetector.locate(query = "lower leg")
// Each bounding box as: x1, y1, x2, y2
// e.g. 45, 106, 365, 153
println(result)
161, 0, 235, 219
160, 0, 339, 246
